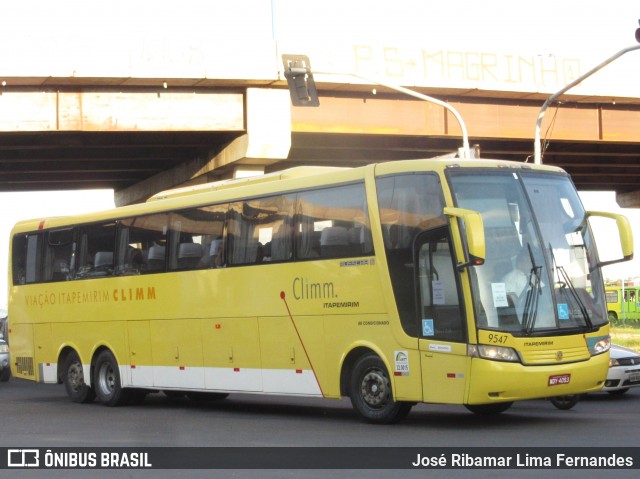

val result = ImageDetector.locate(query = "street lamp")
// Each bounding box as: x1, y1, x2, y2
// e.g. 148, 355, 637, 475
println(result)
282, 54, 473, 159
534, 23, 640, 164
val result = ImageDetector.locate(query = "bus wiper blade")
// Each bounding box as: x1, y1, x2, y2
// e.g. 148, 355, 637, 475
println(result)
556, 264, 593, 329
548, 243, 593, 329
522, 244, 542, 335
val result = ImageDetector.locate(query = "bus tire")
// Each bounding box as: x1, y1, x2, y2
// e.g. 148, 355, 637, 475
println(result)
93, 350, 131, 407
608, 311, 618, 322
549, 394, 580, 410
349, 353, 412, 424
465, 402, 513, 415
62, 351, 95, 404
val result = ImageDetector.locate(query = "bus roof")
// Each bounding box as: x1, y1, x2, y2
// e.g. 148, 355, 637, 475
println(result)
10, 158, 566, 234
147, 166, 347, 202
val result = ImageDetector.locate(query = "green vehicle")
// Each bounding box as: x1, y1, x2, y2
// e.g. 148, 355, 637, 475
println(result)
606, 286, 640, 323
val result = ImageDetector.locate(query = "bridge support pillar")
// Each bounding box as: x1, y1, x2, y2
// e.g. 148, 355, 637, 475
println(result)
114, 88, 291, 205
616, 191, 640, 209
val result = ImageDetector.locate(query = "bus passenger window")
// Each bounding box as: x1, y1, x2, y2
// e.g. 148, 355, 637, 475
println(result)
42, 228, 74, 282
296, 183, 372, 260
76, 223, 116, 278
228, 195, 295, 266
117, 214, 168, 275
12, 233, 43, 285
168, 204, 227, 270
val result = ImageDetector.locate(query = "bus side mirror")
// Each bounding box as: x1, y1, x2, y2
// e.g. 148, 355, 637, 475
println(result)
444, 207, 486, 269
587, 211, 634, 267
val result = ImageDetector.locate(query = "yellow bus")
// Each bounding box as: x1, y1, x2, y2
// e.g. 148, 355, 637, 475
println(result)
605, 286, 640, 323
8, 159, 632, 423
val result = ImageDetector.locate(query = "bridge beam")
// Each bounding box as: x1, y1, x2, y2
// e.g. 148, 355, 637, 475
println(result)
290, 95, 640, 143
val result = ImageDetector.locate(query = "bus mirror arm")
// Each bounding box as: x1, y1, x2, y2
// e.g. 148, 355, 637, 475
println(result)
587, 211, 634, 267
444, 207, 486, 271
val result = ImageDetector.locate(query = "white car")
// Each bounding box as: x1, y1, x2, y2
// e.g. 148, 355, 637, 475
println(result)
0, 339, 9, 382
603, 344, 640, 395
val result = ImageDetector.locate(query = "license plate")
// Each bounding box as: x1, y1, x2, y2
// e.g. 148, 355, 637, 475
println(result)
548, 374, 571, 386
629, 372, 640, 383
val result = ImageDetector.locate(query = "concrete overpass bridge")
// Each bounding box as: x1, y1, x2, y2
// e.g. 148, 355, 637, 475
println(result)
2, 79, 639, 207
1, 3, 639, 207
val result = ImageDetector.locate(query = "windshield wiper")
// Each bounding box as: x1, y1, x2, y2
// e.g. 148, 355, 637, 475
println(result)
551, 245, 593, 330
522, 243, 543, 335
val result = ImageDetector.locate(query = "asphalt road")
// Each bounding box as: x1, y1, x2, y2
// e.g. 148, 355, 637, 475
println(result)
1, 378, 639, 479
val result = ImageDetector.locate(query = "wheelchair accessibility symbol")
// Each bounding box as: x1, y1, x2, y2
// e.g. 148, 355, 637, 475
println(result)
422, 319, 434, 336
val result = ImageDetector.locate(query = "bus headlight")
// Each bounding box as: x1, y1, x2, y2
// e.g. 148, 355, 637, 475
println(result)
587, 336, 610, 356
468, 345, 521, 363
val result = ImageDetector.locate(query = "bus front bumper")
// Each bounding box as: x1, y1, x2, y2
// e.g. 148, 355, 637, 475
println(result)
466, 354, 609, 404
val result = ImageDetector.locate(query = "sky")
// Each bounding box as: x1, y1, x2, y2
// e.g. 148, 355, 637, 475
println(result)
1, 0, 639, 308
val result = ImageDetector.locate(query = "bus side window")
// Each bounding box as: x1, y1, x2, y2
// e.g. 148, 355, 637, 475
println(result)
117, 214, 169, 275
296, 183, 372, 260
227, 195, 295, 266
12, 233, 42, 285
168, 204, 227, 271
76, 223, 116, 278
44, 228, 74, 282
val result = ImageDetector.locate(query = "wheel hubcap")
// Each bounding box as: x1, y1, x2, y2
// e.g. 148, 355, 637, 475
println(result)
98, 363, 115, 397
360, 369, 389, 407
68, 363, 84, 392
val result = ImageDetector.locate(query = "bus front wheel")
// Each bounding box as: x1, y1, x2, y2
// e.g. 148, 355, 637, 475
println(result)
549, 394, 580, 410
349, 353, 412, 424
93, 350, 131, 407
62, 351, 95, 403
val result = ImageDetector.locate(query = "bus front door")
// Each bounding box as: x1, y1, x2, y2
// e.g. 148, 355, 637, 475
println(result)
415, 228, 470, 404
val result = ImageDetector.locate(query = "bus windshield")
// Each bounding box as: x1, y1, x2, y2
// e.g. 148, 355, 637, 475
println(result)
448, 169, 607, 336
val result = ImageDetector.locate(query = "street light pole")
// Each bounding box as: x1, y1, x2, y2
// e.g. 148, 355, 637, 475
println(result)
282, 54, 472, 159
533, 44, 640, 164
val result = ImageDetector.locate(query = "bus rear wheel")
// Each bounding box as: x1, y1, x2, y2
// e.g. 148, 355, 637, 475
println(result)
94, 350, 131, 407
349, 353, 412, 424
62, 351, 95, 403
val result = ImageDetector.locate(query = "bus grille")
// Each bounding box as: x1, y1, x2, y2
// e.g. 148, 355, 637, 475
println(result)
520, 346, 589, 365
15, 356, 35, 376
